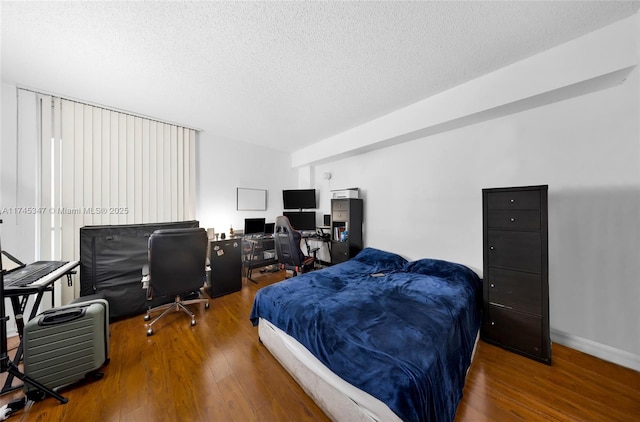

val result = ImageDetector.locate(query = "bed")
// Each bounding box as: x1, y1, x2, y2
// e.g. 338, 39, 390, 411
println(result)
250, 248, 482, 422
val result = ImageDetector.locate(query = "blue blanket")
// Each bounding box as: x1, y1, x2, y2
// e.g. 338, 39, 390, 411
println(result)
250, 248, 482, 422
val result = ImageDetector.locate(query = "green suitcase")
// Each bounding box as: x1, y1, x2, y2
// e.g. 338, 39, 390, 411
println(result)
22, 299, 110, 400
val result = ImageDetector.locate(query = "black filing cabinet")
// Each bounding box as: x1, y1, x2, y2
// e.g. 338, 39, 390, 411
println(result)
481, 185, 551, 364
208, 238, 242, 298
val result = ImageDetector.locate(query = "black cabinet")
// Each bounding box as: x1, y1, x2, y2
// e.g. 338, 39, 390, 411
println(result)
481, 185, 550, 364
208, 238, 242, 298
330, 198, 363, 264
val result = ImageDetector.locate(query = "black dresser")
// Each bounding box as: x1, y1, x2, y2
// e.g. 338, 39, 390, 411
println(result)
481, 185, 550, 364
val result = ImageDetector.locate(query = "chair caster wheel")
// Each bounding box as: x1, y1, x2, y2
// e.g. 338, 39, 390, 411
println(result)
147, 328, 154, 336
191, 319, 196, 326
144, 314, 151, 321
205, 302, 210, 309
86, 370, 104, 381
26, 389, 46, 402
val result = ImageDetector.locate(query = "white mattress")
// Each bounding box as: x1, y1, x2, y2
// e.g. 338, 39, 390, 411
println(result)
258, 318, 479, 422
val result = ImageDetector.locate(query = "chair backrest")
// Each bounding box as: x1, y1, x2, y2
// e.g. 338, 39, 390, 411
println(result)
148, 227, 208, 297
274, 216, 306, 268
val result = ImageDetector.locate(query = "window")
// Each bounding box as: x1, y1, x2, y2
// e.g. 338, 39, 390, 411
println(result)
16, 88, 197, 302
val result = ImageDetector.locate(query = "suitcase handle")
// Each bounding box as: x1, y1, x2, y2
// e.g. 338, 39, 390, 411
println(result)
38, 308, 87, 326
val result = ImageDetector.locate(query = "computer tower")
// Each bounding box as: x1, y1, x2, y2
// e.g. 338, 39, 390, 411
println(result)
208, 238, 242, 297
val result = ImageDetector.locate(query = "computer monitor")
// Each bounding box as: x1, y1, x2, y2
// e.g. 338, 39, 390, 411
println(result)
283, 211, 316, 231
264, 222, 275, 234
282, 189, 317, 210
244, 218, 266, 235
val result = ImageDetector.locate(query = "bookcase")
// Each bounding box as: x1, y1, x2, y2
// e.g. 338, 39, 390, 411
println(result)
330, 198, 363, 264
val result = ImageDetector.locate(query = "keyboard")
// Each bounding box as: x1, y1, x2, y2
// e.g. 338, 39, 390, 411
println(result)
4, 261, 69, 287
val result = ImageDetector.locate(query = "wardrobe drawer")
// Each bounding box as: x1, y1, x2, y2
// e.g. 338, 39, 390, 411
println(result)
487, 210, 540, 231
332, 211, 348, 221
486, 267, 542, 315
486, 190, 540, 210
332, 200, 350, 211
484, 305, 543, 358
487, 231, 541, 273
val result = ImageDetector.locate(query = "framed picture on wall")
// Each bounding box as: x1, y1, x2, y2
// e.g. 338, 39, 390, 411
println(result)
237, 188, 267, 211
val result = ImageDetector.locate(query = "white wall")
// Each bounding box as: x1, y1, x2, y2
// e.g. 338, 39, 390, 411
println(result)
195, 132, 297, 237
307, 15, 640, 369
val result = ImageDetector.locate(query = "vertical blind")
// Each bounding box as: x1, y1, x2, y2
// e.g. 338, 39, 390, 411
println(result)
31, 91, 196, 303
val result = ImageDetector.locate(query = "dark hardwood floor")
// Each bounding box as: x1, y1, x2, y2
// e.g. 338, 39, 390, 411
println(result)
1, 270, 638, 421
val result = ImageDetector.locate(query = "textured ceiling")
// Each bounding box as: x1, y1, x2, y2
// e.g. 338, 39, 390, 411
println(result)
2, 1, 639, 152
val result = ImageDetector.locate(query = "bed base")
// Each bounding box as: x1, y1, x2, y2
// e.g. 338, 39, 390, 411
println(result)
258, 318, 480, 422
259, 318, 402, 421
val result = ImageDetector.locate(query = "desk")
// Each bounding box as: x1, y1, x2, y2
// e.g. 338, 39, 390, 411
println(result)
2, 260, 79, 395
301, 233, 331, 265
242, 236, 278, 283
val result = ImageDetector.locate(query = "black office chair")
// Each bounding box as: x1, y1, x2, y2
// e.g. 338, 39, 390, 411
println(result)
142, 227, 210, 336
274, 216, 317, 277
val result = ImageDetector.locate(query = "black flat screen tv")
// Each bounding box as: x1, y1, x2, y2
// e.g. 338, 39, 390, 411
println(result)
283, 211, 316, 231
282, 189, 316, 210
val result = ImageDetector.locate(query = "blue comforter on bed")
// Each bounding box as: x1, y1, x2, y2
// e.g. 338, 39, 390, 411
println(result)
250, 248, 482, 422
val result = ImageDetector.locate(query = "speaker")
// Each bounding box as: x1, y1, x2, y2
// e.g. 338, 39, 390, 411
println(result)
323, 214, 331, 226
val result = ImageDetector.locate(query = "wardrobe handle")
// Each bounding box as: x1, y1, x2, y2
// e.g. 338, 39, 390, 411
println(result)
510, 217, 515, 222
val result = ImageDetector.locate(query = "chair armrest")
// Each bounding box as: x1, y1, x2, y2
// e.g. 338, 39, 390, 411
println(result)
141, 264, 149, 289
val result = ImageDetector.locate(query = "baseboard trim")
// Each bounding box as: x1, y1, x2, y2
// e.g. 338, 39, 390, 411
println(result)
551, 329, 640, 372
